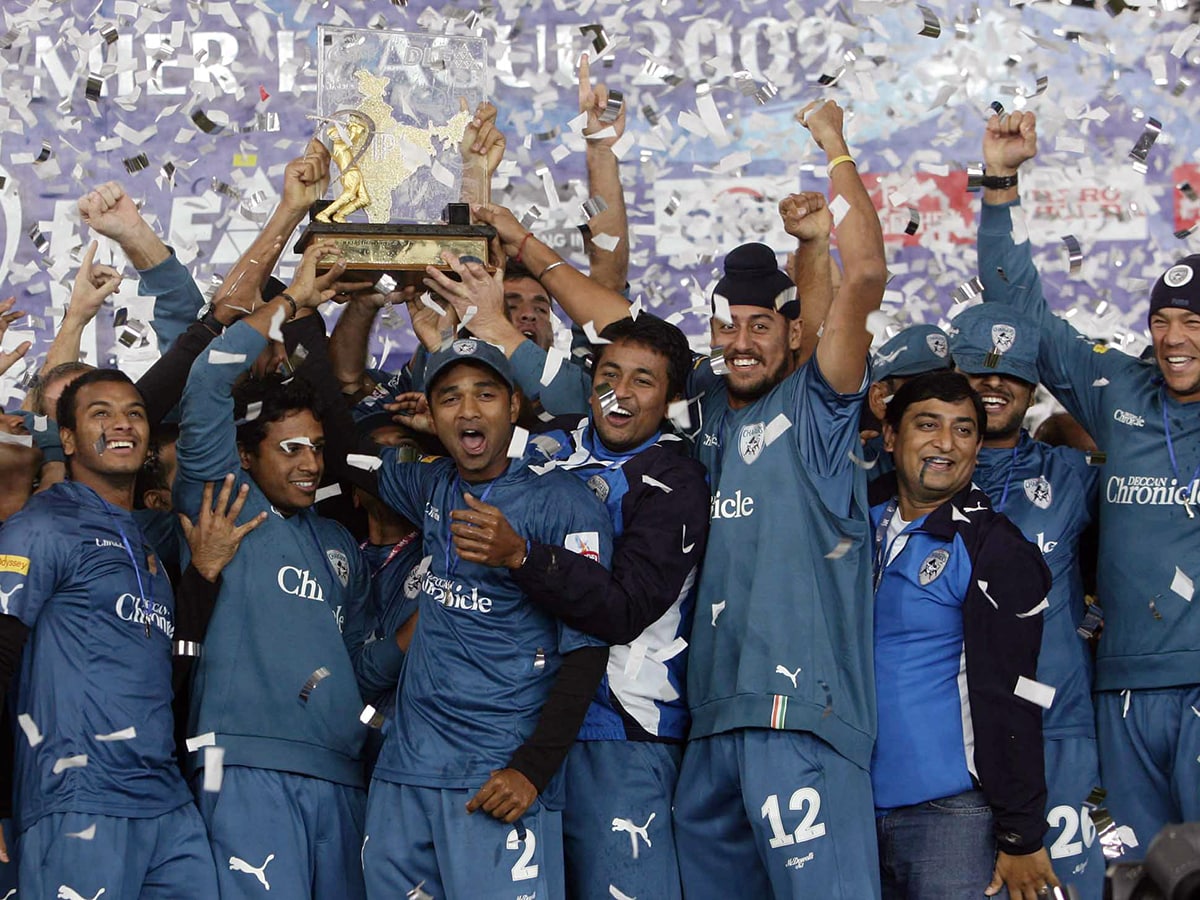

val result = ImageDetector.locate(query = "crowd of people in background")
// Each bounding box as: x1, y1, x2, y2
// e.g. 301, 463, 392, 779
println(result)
0, 59, 1196, 900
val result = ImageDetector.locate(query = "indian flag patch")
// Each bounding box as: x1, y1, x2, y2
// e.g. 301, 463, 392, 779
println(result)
770, 694, 788, 729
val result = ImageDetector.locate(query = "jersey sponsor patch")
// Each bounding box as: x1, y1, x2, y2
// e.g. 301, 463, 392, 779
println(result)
326, 549, 350, 587
0, 554, 30, 575
1023, 476, 1053, 509
918, 548, 950, 585
564, 531, 601, 561
739, 422, 766, 464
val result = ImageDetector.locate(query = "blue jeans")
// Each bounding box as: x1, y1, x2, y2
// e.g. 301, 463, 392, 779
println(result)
876, 789, 996, 900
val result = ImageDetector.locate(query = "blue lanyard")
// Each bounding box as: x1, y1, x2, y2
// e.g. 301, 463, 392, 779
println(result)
1161, 388, 1200, 517
992, 444, 1020, 512
872, 498, 900, 592
117, 528, 153, 638
444, 477, 498, 577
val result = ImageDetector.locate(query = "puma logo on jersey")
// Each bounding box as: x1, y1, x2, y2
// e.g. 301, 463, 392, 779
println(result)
229, 854, 274, 890
57, 888, 105, 900
775, 665, 802, 689
611, 812, 655, 859
0, 582, 23, 615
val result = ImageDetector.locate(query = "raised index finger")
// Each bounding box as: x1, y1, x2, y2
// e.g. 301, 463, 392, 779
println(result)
578, 52, 591, 106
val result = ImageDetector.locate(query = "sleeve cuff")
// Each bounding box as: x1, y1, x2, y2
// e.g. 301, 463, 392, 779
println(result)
980, 200, 1018, 234
136, 248, 188, 293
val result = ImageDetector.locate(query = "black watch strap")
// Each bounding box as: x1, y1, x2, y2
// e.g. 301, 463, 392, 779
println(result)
980, 172, 1019, 190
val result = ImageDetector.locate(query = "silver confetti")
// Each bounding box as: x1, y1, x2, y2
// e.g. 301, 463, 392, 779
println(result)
172, 640, 202, 658
581, 196, 608, 220
965, 162, 984, 193
594, 383, 618, 415
1062, 234, 1083, 276
299, 666, 331, 703
407, 882, 434, 900
533, 648, 546, 670
917, 5, 942, 38
1128, 116, 1163, 174
904, 208, 920, 236
123, 153, 150, 174
94, 430, 108, 455
191, 109, 225, 135
709, 347, 728, 376
952, 276, 984, 305
597, 90, 624, 125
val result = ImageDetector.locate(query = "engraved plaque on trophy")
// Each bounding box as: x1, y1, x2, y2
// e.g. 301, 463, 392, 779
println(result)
296, 26, 495, 285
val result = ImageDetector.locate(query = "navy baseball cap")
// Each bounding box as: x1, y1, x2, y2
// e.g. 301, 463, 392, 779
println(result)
948, 303, 1039, 385
423, 337, 515, 396
872, 324, 953, 381
1149, 255, 1200, 317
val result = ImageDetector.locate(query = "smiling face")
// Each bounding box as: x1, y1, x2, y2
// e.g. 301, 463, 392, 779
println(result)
1150, 306, 1200, 403
885, 396, 982, 513
61, 380, 151, 485
591, 339, 675, 453
428, 361, 520, 483
504, 276, 554, 351
710, 306, 803, 409
239, 409, 325, 514
958, 370, 1035, 447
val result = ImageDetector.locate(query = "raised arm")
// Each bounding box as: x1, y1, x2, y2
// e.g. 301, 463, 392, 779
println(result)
214, 140, 332, 317
177, 240, 344, 487
977, 112, 1133, 435
460, 101, 505, 208
579, 54, 630, 292
779, 192, 834, 368
472, 202, 631, 331
803, 101, 887, 394
30, 241, 121, 389
77, 181, 201, 351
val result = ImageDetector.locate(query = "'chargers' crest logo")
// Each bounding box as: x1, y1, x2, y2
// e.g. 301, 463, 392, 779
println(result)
918, 549, 950, 585
1023, 476, 1053, 509
991, 324, 1017, 353
452, 338, 478, 355
739, 422, 766, 464
326, 549, 350, 587
926, 333, 948, 358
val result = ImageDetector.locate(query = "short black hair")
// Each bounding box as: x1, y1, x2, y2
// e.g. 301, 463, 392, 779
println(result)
135, 423, 180, 507
503, 259, 540, 284
56, 368, 138, 432
884, 370, 986, 437
233, 374, 323, 452
594, 315, 693, 400
32, 361, 94, 416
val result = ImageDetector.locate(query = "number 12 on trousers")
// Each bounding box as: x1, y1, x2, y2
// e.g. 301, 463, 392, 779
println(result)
761, 788, 826, 849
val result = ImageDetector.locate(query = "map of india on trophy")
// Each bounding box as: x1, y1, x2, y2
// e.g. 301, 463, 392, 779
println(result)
297, 26, 496, 284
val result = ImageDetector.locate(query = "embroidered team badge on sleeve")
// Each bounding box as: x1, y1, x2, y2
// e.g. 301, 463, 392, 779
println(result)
326, 549, 350, 587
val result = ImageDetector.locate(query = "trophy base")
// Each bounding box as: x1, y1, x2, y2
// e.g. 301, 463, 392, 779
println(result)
295, 222, 497, 288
